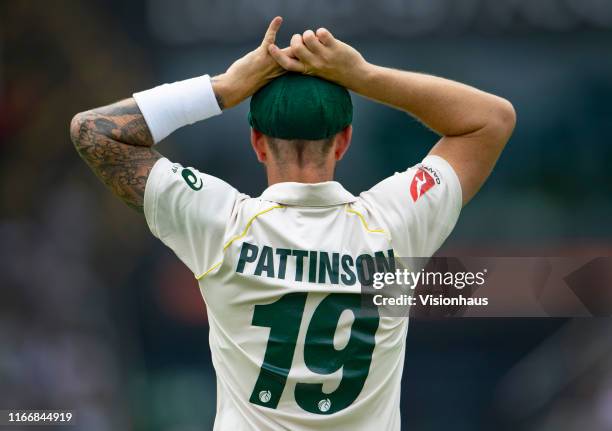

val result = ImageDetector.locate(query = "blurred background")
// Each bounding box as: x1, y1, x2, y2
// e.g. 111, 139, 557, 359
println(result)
1, 0, 611, 430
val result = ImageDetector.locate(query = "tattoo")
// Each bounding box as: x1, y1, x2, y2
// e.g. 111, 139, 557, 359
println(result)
70, 99, 161, 213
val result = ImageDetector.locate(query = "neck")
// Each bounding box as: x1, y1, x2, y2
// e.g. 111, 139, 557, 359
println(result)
266, 164, 335, 185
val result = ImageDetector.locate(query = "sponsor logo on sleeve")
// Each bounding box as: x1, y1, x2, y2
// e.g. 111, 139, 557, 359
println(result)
410, 165, 441, 202
181, 168, 203, 191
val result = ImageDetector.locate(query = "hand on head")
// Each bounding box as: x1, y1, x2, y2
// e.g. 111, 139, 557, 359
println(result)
215, 17, 366, 108
215, 16, 291, 108
267, 23, 367, 88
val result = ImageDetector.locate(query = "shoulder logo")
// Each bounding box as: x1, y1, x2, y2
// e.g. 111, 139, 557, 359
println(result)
410, 167, 438, 201
181, 168, 203, 191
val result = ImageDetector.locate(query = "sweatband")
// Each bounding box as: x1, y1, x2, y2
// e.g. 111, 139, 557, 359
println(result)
133, 74, 222, 144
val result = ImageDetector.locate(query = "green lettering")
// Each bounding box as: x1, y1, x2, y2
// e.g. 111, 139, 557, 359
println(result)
292, 250, 308, 282
356, 254, 375, 286
255, 246, 275, 278
318, 252, 339, 284
308, 251, 318, 283
375, 249, 396, 274
236, 242, 259, 273
340, 254, 356, 285
276, 248, 291, 280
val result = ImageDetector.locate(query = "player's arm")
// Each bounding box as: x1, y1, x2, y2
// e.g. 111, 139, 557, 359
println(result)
70, 16, 291, 212
353, 65, 515, 206
70, 99, 161, 212
270, 30, 516, 206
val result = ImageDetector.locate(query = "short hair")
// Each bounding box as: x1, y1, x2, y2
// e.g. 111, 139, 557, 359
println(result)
266, 135, 334, 168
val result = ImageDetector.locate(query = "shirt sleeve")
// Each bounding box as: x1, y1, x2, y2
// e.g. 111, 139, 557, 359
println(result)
143, 157, 241, 277
360, 155, 462, 257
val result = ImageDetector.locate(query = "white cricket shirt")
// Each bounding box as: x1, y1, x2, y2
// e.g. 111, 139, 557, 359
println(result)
144, 154, 462, 430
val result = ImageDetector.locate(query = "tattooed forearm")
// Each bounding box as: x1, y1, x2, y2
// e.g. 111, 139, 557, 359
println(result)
70, 98, 161, 213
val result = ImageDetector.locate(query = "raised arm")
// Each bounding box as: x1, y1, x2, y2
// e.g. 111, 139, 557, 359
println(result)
270, 29, 516, 205
70, 16, 291, 212
70, 99, 160, 212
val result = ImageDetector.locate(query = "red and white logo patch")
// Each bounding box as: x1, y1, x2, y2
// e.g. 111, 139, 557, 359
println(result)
410, 168, 436, 202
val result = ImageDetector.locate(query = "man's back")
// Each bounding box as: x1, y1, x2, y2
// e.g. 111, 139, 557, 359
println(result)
143, 155, 461, 430
71, 16, 513, 429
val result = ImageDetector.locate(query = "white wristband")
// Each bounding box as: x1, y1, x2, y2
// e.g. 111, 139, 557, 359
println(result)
133, 74, 222, 144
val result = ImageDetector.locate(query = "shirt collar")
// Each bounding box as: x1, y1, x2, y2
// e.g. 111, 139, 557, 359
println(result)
260, 181, 357, 207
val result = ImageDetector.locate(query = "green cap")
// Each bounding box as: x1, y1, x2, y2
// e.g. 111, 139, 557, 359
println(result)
248, 73, 352, 140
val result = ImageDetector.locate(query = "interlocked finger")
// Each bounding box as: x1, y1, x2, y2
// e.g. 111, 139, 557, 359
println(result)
302, 30, 325, 54
290, 33, 316, 65
268, 45, 305, 73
